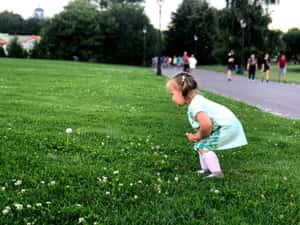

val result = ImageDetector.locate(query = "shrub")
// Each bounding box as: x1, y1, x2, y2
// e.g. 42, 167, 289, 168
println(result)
7, 36, 26, 58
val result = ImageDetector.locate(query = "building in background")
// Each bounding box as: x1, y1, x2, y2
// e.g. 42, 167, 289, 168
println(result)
34, 7, 44, 19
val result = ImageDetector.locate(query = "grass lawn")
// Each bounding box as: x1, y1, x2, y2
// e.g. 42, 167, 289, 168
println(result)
0, 58, 299, 225
201, 64, 300, 83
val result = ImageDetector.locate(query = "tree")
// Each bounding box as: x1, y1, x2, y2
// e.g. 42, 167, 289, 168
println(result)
93, 0, 144, 9
6, 37, 26, 58
99, 3, 157, 64
23, 17, 45, 35
40, 0, 103, 61
283, 29, 300, 62
0, 11, 24, 34
165, 0, 218, 64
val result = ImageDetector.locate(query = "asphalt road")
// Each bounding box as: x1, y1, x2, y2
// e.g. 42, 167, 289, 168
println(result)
162, 67, 300, 120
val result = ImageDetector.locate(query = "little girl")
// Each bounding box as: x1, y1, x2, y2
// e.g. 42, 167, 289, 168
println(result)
167, 73, 247, 178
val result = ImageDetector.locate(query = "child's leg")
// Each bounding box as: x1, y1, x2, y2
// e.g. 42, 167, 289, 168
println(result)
199, 150, 223, 177
198, 152, 208, 172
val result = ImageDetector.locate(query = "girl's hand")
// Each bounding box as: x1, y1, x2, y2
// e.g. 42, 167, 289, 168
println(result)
185, 133, 201, 143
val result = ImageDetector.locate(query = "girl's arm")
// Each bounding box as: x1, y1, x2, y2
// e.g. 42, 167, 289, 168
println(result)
187, 112, 213, 142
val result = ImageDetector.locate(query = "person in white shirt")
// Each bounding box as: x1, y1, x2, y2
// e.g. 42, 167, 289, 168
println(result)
189, 54, 197, 74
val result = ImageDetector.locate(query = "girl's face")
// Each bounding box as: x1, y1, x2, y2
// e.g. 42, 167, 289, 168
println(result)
167, 81, 186, 106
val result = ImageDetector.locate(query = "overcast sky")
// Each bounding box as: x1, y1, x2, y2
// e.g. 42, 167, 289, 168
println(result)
0, 0, 299, 32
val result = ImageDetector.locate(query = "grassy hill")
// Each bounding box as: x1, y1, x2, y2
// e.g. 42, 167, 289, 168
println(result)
0, 58, 299, 224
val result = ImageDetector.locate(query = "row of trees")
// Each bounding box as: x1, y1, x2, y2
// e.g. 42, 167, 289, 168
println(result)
1, 0, 299, 65
0, 11, 44, 35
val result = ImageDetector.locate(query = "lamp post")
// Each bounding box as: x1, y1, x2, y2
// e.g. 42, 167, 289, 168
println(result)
156, 0, 164, 75
143, 27, 147, 66
240, 19, 247, 74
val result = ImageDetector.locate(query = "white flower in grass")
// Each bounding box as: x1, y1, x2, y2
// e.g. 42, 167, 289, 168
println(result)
134, 195, 138, 199
214, 189, 220, 194
130, 183, 133, 186
76, 204, 82, 207
66, 128, 72, 134
36, 203, 42, 207
26, 204, 32, 208
1, 187, 5, 191
14, 180, 22, 186
46, 201, 51, 205
2, 206, 11, 215
41, 181, 45, 184
118, 183, 123, 187
27, 223, 31, 225
105, 191, 110, 195
174, 177, 179, 182
94, 222, 98, 225
113, 170, 119, 175
50, 181, 56, 186
78, 217, 85, 224
14, 203, 23, 211
21, 189, 26, 193
138, 180, 143, 184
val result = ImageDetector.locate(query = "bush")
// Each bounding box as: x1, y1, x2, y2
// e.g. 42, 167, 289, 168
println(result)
7, 37, 26, 58
0, 46, 5, 57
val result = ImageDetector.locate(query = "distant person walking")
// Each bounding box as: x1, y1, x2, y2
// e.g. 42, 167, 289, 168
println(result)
261, 53, 270, 82
278, 54, 287, 82
227, 50, 235, 81
189, 54, 198, 74
247, 53, 258, 80
182, 51, 190, 72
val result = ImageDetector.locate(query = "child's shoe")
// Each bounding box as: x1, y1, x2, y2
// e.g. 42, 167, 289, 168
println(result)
195, 169, 209, 175
203, 171, 224, 179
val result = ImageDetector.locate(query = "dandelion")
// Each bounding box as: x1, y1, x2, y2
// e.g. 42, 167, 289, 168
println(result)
94, 222, 98, 225
105, 191, 110, 195
14, 203, 23, 211
113, 170, 119, 175
130, 183, 133, 186
41, 181, 45, 184
101, 142, 105, 146
50, 181, 56, 186
21, 189, 26, 193
2, 206, 11, 215
138, 180, 143, 184
1, 187, 5, 191
46, 201, 51, 205
26, 204, 32, 208
65, 128, 72, 146
27, 223, 31, 225
174, 177, 179, 182
78, 217, 85, 224
36, 203, 42, 207
283, 176, 288, 181
118, 183, 123, 187
14, 180, 22, 186
134, 195, 138, 199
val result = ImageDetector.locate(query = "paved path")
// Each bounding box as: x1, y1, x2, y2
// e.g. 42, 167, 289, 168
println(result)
162, 67, 300, 120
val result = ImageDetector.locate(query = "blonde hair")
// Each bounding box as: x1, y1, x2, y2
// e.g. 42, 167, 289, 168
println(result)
168, 72, 197, 98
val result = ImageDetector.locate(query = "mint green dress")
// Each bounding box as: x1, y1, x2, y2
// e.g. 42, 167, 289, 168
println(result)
188, 95, 247, 151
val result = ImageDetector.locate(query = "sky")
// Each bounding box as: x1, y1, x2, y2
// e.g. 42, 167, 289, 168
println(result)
0, 0, 299, 32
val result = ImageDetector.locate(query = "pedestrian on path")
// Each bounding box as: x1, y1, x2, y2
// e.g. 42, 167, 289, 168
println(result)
166, 73, 247, 178
227, 50, 235, 81
189, 54, 197, 74
247, 53, 258, 80
278, 54, 288, 83
182, 51, 190, 72
261, 53, 271, 82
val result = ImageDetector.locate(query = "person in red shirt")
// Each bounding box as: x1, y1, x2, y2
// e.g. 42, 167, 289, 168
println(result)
182, 51, 190, 72
278, 54, 287, 83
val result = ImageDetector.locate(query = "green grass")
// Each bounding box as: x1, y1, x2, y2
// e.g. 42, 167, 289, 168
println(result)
0, 58, 300, 225
201, 64, 300, 83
